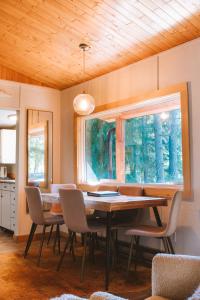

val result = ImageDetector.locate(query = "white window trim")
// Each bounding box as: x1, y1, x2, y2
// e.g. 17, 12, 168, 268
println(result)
77, 92, 182, 185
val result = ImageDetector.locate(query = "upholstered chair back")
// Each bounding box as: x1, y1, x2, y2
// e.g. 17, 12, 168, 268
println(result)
59, 189, 89, 233
25, 187, 44, 225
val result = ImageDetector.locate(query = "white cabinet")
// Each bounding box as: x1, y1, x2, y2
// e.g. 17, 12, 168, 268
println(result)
0, 182, 16, 231
1, 190, 11, 229
0, 129, 16, 164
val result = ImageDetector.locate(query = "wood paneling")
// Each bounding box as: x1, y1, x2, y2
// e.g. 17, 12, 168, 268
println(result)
0, 0, 200, 89
0, 64, 46, 87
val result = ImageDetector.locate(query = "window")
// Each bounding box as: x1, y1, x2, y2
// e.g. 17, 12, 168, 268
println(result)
76, 84, 190, 196
125, 109, 182, 184
28, 122, 48, 186
85, 118, 116, 181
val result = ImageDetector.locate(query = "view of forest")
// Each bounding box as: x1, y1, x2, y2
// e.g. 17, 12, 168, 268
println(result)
28, 133, 45, 182
85, 108, 183, 184
85, 119, 116, 181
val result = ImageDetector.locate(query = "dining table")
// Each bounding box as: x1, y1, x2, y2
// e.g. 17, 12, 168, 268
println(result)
41, 192, 168, 290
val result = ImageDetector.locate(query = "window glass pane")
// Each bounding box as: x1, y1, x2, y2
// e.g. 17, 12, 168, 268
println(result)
28, 130, 45, 183
85, 118, 116, 182
125, 109, 183, 184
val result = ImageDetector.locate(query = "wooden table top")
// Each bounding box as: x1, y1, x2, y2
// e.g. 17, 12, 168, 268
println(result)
41, 193, 167, 212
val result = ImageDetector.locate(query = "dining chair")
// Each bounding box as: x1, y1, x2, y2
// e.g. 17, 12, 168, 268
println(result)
24, 187, 64, 266
57, 189, 106, 282
47, 183, 77, 246
126, 191, 182, 273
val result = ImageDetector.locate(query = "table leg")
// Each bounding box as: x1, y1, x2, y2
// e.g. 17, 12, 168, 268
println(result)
105, 211, 112, 291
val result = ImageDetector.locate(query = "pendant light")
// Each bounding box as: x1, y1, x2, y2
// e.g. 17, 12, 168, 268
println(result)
73, 43, 95, 116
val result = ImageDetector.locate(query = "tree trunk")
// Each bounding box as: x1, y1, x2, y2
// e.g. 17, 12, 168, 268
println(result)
142, 117, 148, 183
169, 110, 178, 181
154, 114, 164, 183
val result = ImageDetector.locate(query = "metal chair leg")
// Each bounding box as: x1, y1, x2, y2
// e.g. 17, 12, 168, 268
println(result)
70, 232, 76, 262
37, 225, 46, 266
57, 233, 72, 271
127, 236, 134, 274
47, 225, 54, 245
162, 237, 170, 253
24, 223, 37, 258
167, 237, 175, 254
134, 236, 140, 272
80, 233, 87, 282
57, 225, 61, 254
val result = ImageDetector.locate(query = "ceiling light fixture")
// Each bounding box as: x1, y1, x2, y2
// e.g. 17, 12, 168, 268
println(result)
73, 43, 95, 116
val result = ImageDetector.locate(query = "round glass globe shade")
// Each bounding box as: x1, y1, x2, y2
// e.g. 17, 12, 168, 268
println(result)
73, 93, 95, 115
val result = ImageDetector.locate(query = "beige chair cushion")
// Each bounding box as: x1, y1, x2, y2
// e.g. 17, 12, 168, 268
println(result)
152, 254, 200, 300
145, 297, 170, 300
90, 292, 127, 300
187, 284, 200, 300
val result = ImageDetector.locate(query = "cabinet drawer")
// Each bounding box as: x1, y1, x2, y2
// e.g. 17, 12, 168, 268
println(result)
2, 183, 10, 190
2, 183, 15, 191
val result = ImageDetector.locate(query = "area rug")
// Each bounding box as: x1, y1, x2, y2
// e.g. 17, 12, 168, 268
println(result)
0, 245, 151, 300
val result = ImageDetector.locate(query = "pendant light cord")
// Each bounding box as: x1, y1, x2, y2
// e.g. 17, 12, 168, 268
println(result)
83, 48, 86, 75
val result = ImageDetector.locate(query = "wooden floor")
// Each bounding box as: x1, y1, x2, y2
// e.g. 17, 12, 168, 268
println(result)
0, 228, 151, 300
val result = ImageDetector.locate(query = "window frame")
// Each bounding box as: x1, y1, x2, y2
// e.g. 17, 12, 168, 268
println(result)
75, 83, 191, 199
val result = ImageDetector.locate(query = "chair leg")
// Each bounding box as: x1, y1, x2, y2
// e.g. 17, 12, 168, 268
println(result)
166, 237, 175, 254
57, 225, 61, 254
127, 236, 134, 274
70, 232, 76, 262
134, 236, 140, 272
162, 237, 170, 253
57, 233, 72, 271
57, 232, 72, 271
80, 233, 87, 282
37, 225, 46, 266
47, 225, 54, 245
24, 223, 37, 258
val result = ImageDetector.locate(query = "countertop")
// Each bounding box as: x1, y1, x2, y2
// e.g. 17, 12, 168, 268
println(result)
0, 179, 15, 183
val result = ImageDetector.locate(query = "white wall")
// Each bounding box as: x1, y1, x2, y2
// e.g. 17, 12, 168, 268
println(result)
0, 80, 61, 236
61, 38, 200, 256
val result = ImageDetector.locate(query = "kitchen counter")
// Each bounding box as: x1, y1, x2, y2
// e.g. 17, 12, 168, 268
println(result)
0, 179, 15, 183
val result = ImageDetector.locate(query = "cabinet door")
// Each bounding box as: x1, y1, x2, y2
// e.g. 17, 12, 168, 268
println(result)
0, 129, 16, 164
10, 192, 16, 232
1, 190, 11, 230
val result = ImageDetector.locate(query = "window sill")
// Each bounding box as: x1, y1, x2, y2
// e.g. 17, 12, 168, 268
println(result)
78, 181, 183, 190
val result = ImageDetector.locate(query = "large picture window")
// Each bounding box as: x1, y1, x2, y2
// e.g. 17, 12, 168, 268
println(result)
76, 84, 190, 196
125, 109, 182, 184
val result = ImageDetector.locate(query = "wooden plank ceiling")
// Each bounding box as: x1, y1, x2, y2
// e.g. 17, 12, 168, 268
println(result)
0, 0, 200, 90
